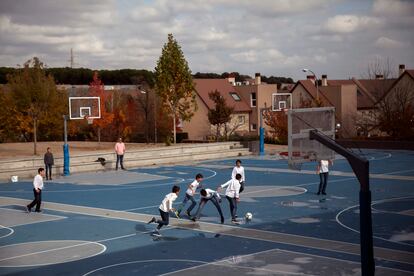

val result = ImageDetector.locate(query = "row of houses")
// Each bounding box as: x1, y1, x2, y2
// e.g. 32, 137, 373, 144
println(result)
57, 64, 413, 141
183, 64, 413, 140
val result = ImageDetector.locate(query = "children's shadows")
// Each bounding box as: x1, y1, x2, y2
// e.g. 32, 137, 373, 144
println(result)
151, 235, 180, 242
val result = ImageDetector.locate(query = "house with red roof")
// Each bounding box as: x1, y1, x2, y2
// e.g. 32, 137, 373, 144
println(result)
181, 73, 277, 140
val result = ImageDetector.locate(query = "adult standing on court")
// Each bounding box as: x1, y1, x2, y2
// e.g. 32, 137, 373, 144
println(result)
44, 147, 54, 180
115, 137, 126, 170
232, 159, 245, 193
316, 159, 333, 195
26, 168, 45, 213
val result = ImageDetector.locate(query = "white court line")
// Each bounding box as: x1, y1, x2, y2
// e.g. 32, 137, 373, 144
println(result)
335, 195, 414, 248
0, 227, 176, 268
0, 240, 107, 267
0, 207, 67, 228
160, 246, 409, 276
0, 225, 14, 239
0, 178, 185, 194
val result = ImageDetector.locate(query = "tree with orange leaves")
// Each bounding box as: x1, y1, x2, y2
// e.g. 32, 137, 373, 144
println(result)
89, 72, 114, 143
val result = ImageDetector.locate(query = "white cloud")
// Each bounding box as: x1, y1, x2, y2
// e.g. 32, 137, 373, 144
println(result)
373, 0, 414, 17
324, 15, 381, 33
374, 36, 406, 48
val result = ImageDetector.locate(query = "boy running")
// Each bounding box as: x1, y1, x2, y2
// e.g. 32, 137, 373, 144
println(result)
147, 185, 180, 237
191, 188, 224, 224
232, 159, 246, 193
219, 173, 242, 224
175, 173, 203, 218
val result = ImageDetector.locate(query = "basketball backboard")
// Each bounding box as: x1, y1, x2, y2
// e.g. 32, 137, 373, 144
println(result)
69, 97, 101, 120
288, 107, 335, 170
272, 93, 292, 111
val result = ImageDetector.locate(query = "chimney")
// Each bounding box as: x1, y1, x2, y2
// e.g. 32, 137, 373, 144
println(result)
321, 74, 327, 86
227, 73, 235, 85
375, 74, 384, 80
255, 73, 261, 85
306, 75, 315, 85
399, 64, 405, 76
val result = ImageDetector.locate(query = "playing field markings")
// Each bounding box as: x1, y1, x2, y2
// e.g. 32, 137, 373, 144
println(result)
0, 207, 66, 228
0, 240, 106, 267
0, 225, 14, 239
0, 178, 185, 194
0, 196, 412, 268
159, 248, 410, 276
336, 196, 414, 248
199, 164, 414, 181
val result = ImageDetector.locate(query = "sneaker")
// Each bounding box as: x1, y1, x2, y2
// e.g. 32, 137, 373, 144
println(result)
220, 218, 224, 224
191, 217, 196, 222
231, 219, 240, 225
322, 192, 327, 195
174, 211, 181, 219
185, 211, 191, 217
35, 210, 42, 213
316, 192, 321, 195
26, 206, 31, 213
152, 230, 162, 237
147, 217, 156, 224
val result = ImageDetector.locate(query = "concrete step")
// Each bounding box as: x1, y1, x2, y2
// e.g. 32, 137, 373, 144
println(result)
0, 142, 251, 180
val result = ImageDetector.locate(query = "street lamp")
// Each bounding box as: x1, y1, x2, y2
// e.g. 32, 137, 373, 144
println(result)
139, 89, 157, 144
302, 68, 319, 101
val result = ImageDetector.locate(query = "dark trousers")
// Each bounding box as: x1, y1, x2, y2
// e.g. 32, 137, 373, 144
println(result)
226, 196, 238, 220
194, 196, 224, 221
318, 172, 329, 193
177, 193, 196, 215
239, 181, 245, 193
156, 209, 169, 230
45, 164, 52, 180
116, 154, 124, 170
28, 188, 42, 211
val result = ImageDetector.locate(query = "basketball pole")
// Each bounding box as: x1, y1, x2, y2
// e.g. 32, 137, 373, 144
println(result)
309, 130, 375, 276
63, 115, 70, 176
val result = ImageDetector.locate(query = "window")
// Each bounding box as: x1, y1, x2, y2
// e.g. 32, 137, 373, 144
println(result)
238, 115, 245, 124
251, 123, 257, 130
230, 92, 241, 101
250, 92, 256, 107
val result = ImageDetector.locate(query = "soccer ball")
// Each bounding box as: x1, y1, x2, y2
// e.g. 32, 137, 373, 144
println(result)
245, 212, 253, 220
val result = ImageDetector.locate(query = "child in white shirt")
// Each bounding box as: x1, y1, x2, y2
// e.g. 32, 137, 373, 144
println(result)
232, 159, 245, 193
220, 173, 242, 224
147, 185, 180, 237
191, 188, 224, 224
176, 173, 203, 218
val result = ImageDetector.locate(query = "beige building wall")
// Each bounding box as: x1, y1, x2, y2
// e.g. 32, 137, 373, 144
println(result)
291, 85, 313, 108
181, 95, 211, 140
320, 84, 357, 138
235, 83, 277, 135
209, 112, 250, 137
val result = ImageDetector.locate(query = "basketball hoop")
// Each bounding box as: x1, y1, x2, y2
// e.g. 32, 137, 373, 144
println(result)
85, 116, 94, 125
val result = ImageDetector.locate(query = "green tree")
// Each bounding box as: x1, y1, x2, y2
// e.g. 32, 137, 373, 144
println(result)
154, 33, 196, 144
6, 57, 65, 154
207, 90, 234, 141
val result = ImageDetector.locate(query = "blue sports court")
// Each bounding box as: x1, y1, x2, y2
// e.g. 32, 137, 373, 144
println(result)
0, 149, 413, 275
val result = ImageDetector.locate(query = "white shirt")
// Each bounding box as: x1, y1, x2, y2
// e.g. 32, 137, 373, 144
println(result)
232, 166, 245, 182
319, 160, 330, 173
221, 179, 241, 199
159, 192, 178, 212
33, 174, 44, 190
186, 180, 201, 196
201, 188, 221, 200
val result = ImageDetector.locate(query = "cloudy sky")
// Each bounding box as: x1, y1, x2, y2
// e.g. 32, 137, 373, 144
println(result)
0, 0, 413, 80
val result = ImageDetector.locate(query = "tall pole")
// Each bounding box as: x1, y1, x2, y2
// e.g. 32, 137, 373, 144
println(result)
154, 91, 157, 144
63, 115, 70, 176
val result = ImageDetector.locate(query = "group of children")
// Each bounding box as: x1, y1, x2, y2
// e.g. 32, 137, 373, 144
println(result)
148, 159, 245, 237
